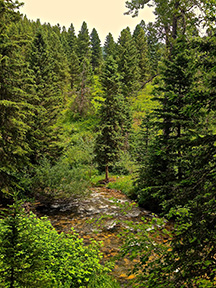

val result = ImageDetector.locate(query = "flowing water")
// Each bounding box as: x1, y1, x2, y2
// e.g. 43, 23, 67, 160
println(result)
36, 187, 152, 286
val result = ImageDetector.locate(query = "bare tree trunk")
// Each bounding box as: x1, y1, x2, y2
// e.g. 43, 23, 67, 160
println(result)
105, 165, 109, 183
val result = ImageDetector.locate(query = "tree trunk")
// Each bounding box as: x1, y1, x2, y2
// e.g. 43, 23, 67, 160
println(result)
105, 165, 109, 183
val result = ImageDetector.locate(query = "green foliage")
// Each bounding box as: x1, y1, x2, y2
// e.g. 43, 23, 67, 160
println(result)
0, 0, 35, 196
76, 21, 91, 62
131, 83, 160, 124
117, 27, 140, 96
0, 201, 110, 287
30, 157, 90, 200
95, 56, 131, 180
90, 28, 103, 73
107, 175, 135, 197
87, 274, 121, 288
73, 56, 94, 117
133, 23, 150, 82
111, 150, 138, 176
91, 75, 105, 112
104, 33, 116, 59
27, 29, 66, 164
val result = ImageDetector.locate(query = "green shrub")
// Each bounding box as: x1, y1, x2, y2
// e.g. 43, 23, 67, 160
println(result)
31, 157, 90, 199
87, 274, 121, 288
0, 202, 110, 287
107, 175, 135, 197
111, 151, 138, 175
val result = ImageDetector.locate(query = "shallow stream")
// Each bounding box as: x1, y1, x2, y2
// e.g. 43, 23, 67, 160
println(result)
36, 187, 152, 286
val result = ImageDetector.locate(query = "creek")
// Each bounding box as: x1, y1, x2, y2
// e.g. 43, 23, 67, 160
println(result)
35, 186, 152, 287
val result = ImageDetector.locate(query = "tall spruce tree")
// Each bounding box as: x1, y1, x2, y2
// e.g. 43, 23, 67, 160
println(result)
117, 27, 140, 96
67, 23, 77, 54
90, 28, 103, 74
68, 50, 80, 89
73, 57, 93, 117
125, 0, 216, 286
27, 30, 63, 163
76, 21, 91, 62
135, 38, 198, 212
0, 0, 34, 197
146, 22, 162, 76
133, 24, 150, 83
104, 32, 116, 59
95, 56, 131, 182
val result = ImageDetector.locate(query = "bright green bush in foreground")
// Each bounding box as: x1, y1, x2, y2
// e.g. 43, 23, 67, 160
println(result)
0, 202, 110, 287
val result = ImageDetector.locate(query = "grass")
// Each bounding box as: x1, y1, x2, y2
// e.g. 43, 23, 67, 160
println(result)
91, 174, 136, 198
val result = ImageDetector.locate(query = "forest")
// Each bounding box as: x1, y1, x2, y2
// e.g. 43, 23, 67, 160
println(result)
0, 0, 216, 287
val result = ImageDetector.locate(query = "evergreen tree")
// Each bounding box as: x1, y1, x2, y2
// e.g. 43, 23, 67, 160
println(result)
117, 27, 140, 96
90, 28, 103, 74
136, 38, 198, 212
0, 0, 34, 196
95, 56, 131, 182
104, 32, 116, 59
133, 24, 150, 82
68, 50, 80, 89
146, 22, 162, 76
67, 23, 77, 54
125, 1, 216, 286
60, 25, 70, 57
47, 30, 70, 94
73, 57, 93, 117
76, 21, 91, 62
27, 30, 63, 163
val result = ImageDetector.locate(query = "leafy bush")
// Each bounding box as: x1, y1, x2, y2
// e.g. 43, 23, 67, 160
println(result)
0, 202, 110, 287
107, 175, 135, 197
87, 274, 121, 288
30, 157, 90, 199
111, 150, 138, 175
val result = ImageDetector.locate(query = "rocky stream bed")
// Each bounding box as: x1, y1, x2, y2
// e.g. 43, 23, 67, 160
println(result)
35, 187, 153, 287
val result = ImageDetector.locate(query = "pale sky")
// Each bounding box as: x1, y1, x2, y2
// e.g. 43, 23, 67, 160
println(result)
19, 0, 155, 44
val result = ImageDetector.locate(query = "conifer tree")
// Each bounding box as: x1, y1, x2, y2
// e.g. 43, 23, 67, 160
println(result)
125, 1, 216, 285
136, 38, 198, 212
104, 33, 116, 59
27, 30, 63, 163
0, 0, 34, 196
95, 56, 131, 182
67, 23, 77, 54
60, 25, 70, 57
90, 28, 103, 74
68, 51, 80, 89
146, 22, 162, 76
73, 57, 93, 117
76, 21, 91, 62
47, 30, 70, 94
117, 27, 140, 96
133, 24, 150, 82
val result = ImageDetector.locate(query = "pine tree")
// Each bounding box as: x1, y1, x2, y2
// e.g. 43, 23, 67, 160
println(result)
117, 27, 140, 97
95, 56, 131, 182
76, 21, 91, 62
125, 1, 216, 286
133, 24, 150, 82
104, 33, 116, 59
0, 0, 34, 197
146, 22, 162, 76
47, 29, 70, 94
136, 38, 198, 213
68, 50, 80, 89
60, 25, 70, 58
27, 30, 63, 163
90, 28, 103, 74
67, 23, 77, 54
73, 57, 93, 117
